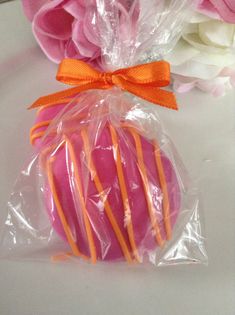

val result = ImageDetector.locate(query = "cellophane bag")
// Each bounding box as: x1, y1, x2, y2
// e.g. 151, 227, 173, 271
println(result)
0, 0, 207, 265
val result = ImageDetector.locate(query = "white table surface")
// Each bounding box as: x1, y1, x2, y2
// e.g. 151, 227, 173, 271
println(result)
0, 2, 235, 315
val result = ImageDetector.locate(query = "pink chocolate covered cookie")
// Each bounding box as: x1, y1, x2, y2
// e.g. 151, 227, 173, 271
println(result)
32, 104, 181, 263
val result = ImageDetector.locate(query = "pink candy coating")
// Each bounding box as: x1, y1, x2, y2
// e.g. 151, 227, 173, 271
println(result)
35, 105, 181, 262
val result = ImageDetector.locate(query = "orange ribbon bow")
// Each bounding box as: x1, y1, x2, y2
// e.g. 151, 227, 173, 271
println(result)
30, 59, 178, 110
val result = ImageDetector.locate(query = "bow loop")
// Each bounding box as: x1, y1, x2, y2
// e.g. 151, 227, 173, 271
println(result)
56, 59, 101, 85
115, 61, 171, 87
30, 59, 178, 110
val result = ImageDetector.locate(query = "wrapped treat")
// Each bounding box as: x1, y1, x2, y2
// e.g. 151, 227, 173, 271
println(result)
0, 0, 207, 265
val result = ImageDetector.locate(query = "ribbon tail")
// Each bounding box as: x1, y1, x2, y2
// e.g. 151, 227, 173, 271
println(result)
29, 82, 108, 109
116, 79, 178, 110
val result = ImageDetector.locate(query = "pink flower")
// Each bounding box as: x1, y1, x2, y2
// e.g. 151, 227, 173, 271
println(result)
21, 0, 138, 68
197, 0, 235, 23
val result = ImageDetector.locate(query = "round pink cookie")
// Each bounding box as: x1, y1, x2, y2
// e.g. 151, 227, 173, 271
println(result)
37, 110, 181, 262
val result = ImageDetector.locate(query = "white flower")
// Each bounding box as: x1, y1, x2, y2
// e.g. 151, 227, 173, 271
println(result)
166, 13, 235, 96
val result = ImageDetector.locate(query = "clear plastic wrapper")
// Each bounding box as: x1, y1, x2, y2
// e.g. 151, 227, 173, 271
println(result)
0, 0, 207, 265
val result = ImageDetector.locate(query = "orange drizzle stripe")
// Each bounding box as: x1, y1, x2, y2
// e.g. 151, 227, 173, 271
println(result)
109, 124, 140, 262
30, 127, 81, 145
46, 157, 82, 257
30, 112, 88, 145
39, 143, 58, 170
30, 120, 52, 136
80, 128, 133, 263
129, 128, 164, 247
153, 140, 172, 240
65, 136, 97, 264
30, 122, 81, 145
30, 107, 111, 145
30, 131, 46, 145
41, 143, 89, 261
30, 127, 83, 145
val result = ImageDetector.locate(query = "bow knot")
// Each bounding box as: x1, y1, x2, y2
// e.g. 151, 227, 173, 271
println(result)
30, 59, 178, 110
101, 72, 113, 86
